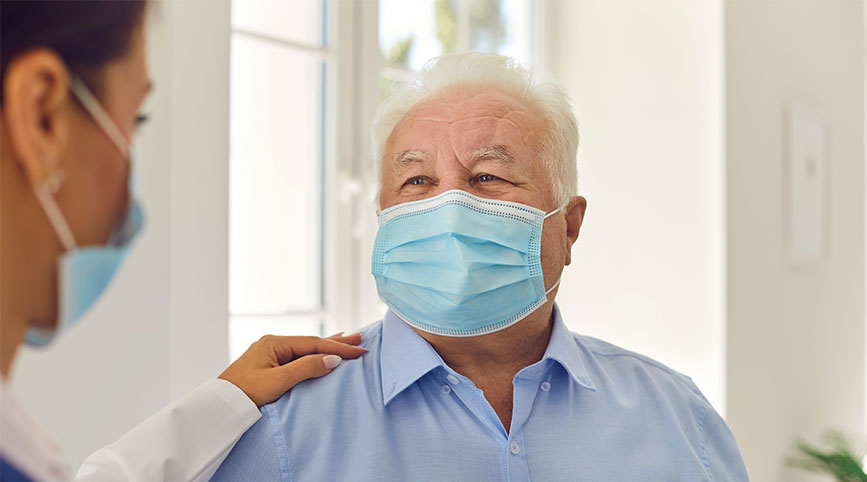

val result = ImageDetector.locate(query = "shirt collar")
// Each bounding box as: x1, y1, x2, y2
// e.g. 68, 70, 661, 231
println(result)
380, 310, 447, 406
379, 302, 596, 406
539, 303, 597, 391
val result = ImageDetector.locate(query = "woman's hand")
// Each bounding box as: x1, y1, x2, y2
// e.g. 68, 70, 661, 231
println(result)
218, 333, 367, 407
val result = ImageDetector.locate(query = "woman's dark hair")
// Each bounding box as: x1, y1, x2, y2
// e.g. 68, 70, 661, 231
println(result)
0, 0, 148, 104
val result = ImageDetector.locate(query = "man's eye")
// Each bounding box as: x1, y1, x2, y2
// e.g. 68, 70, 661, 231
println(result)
405, 176, 428, 186
476, 174, 500, 182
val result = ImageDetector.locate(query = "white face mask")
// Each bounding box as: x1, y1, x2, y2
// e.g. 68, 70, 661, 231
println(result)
26, 76, 146, 347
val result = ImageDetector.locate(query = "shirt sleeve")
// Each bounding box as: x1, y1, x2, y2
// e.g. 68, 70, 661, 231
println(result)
209, 404, 285, 482
74, 378, 261, 482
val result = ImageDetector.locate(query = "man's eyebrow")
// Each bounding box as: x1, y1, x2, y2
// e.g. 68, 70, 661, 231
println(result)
470, 145, 514, 164
392, 150, 430, 168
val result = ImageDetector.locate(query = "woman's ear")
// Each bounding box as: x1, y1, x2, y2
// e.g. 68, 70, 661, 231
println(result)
563, 195, 587, 266
2, 48, 71, 190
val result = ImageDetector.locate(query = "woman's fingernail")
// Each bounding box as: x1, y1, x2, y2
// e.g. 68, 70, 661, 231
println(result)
323, 355, 342, 369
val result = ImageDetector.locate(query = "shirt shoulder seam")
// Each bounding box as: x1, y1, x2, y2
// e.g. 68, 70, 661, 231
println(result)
696, 401, 715, 481
580, 337, 704, 399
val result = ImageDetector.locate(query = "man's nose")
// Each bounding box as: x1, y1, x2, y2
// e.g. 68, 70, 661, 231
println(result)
434, 176, 473, 196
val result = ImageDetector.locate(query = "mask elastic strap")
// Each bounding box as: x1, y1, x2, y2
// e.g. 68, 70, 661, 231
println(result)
70, 76, 131, 157
32, 183, 77, 251
545, 277, 561, 297
543, 206, 563, 220
31, 76, 132, 253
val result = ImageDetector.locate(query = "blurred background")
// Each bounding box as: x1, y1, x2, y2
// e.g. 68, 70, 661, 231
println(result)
9, 0, 865, 480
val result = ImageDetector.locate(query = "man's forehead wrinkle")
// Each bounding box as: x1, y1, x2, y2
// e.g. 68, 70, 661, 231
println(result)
409, 110, 520, 124
449, 115, 523, 129
449, 116, 526, 147
410, 90, 527, 123
412, 116, 452, 123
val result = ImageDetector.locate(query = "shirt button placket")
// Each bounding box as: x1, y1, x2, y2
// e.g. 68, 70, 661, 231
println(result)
509, 440, 520, 455
506, 436, 532, 482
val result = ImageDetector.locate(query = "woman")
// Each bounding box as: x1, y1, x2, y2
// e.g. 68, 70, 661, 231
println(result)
0, 2, 365, 481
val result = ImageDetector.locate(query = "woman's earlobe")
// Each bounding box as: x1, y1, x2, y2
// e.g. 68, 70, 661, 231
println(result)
42, 167, 65, 193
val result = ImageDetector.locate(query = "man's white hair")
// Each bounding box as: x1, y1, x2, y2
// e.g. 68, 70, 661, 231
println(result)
373, 52, 579, 207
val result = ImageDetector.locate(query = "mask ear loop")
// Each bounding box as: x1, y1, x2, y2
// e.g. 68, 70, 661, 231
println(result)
543, 205, 563, 220
32, 77, 134, 253
69, 76, 131, 158
544, 278, 561, 297
32, 182, 77, 252
541, 204, 566, 298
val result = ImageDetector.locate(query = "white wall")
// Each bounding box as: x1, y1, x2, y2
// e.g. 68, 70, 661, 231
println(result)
546, 0, 728, 415
725, 1, 865, 480
10, 0, 232, 468
166, 0, 232, 401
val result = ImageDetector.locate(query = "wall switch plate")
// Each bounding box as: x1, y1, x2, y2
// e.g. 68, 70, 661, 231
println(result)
786, 102, 828, 267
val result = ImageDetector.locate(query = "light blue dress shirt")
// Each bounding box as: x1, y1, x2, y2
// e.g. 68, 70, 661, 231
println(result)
212, 304, 749, 481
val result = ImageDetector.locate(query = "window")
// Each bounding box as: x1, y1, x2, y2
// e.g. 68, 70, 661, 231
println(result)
379, 0, 537, 73
228, 1, 329, 359
379, 0, 538, 104
228, 0, 538, 360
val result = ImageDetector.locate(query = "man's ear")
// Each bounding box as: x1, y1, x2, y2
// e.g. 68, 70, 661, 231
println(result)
563, 195, 587, 266
2, 48, 71, 188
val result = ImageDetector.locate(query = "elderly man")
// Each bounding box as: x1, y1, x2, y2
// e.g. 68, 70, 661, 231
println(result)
212, 53, 749, 481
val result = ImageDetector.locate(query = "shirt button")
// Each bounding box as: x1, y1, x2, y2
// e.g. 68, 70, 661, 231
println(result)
441, 385, 451, 395
446, 374, 460, 385
540, 381, 551, 392
509, 440, 520, 455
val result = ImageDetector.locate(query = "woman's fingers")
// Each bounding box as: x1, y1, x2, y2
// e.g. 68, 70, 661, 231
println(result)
327, 333, 362, 345
219, 334, 367, 407
267, 334, 366, 365
276, 354, 344, 392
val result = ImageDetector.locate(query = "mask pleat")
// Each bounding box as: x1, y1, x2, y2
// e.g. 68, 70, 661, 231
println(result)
381, 203, 539, 254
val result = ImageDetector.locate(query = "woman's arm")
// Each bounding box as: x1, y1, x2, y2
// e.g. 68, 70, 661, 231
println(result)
74, 334, 365, 481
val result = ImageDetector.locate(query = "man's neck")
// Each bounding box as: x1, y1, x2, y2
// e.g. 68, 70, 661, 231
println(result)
413, 301, 557, 432
414, 301, 556, 382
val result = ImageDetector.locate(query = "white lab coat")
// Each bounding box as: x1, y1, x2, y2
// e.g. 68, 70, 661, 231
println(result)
0, 378, 261, 482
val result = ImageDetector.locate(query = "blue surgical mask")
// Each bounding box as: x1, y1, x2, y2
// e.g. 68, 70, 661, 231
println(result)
26, 77, 145, 347
372, 189, 562, 337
